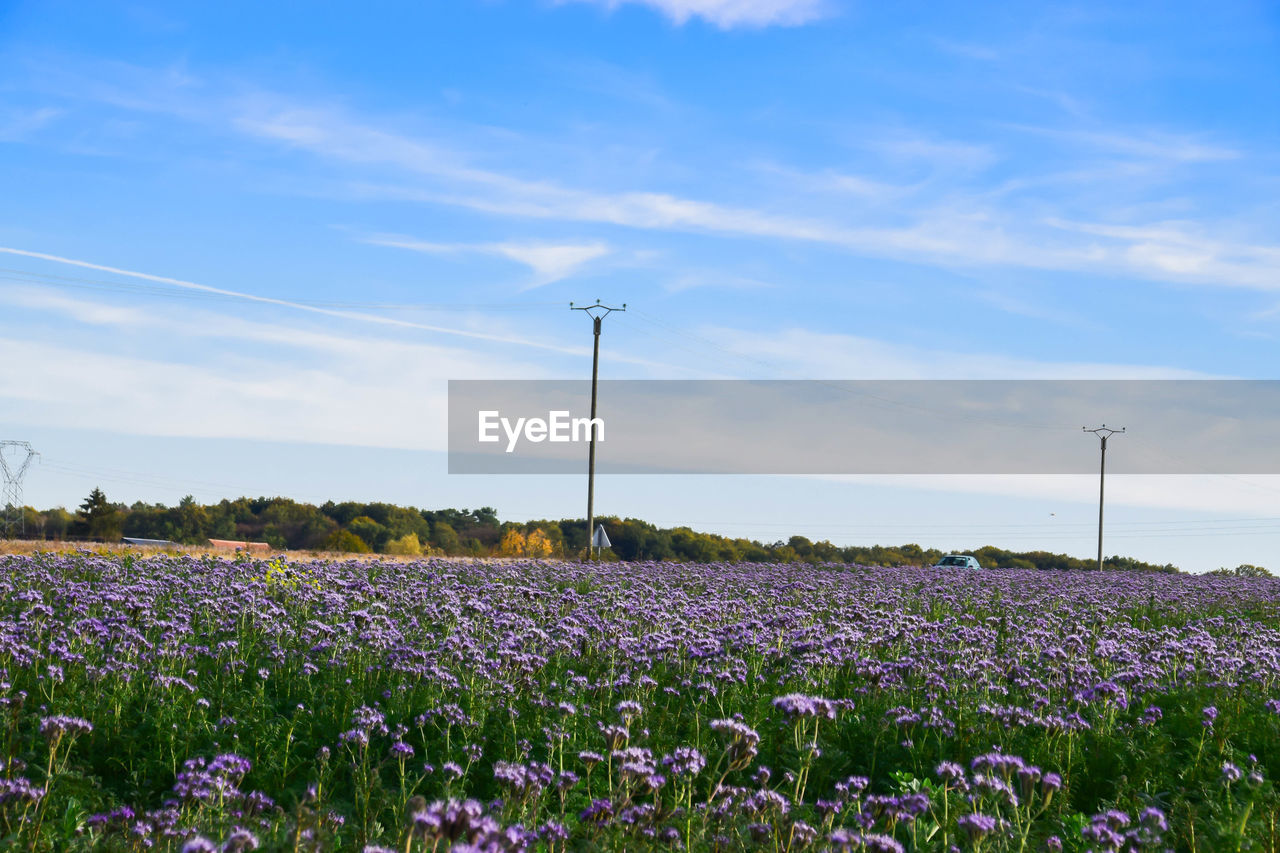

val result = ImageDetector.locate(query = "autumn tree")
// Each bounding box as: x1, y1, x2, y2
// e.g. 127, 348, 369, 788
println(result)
499, 528, 527, 557
386, 532, 423, 556
525, 528, 554, 558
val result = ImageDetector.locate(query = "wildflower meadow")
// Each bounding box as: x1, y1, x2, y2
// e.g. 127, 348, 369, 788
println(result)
3, 551, 1280, 851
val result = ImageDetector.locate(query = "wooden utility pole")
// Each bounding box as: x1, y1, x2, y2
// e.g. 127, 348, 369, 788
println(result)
570, 300, 625, 559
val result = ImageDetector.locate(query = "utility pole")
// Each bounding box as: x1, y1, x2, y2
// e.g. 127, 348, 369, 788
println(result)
570, 299, 625, 560
0, 441, 38, 538
1083, 425, 1123, 572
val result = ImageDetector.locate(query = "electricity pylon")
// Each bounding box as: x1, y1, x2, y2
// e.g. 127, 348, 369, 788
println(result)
0, 441, 38, 538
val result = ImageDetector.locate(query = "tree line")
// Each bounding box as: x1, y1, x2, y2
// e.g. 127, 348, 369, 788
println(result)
3, 488, 1186, 572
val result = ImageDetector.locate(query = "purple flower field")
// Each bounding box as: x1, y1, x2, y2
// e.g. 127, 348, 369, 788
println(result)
2, 552, 1280, 851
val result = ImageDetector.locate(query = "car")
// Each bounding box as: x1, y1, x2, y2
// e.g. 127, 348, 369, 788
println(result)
932, 554, 982, 569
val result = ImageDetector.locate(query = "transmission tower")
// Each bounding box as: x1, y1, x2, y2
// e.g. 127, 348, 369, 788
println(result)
0, 441, 38, 538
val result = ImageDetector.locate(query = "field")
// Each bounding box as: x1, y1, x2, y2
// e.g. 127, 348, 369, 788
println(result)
3, 552, 1280, 851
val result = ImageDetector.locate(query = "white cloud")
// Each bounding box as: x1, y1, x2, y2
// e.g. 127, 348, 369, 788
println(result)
697, 325, 1218, 380
560, 0, 830, 28
0, 286, 528, 366
863, 132, 997, 173
496, 243, 610, 287
1045, 219, 1280, 290
0, 336, 455, 450
360, 234, 610, 287
0, 289, 555, 450
230, 105, 1280, 292
22, 67, 1280, 295
662, 271, 774, 292
1004, 124, 1240, 164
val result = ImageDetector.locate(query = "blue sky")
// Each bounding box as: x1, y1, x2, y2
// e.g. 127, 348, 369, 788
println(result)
2, 0, 1279, 570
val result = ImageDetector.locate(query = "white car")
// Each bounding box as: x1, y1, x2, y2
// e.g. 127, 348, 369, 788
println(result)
932, 554, 982, 570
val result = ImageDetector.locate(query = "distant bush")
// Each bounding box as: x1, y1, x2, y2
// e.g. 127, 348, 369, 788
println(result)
1209, 563, 1272, 577
323, 529, 370, 554
385, 532, 423, 556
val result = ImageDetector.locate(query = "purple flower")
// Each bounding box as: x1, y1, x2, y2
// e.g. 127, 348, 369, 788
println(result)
772, 693, 838, 720
957, 813, 998, 841
339, 729, 369, 749
221, 829, 259, 852
662, 746, 706, 777
616, 700, 643, 718
39, 715, 93, 740
580, 798, 614, 824
935, 761, 965, 783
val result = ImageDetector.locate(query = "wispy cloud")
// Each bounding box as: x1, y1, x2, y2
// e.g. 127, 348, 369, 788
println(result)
972, 288, 1093, 329
1045, 219, 1280, 290
558, 0, 832, 28
1004, 123, 1240, 163
750, 160, 915, 200
0, 287, 547, 450
0, 106, 62, 141
360, 234, 611, 287
21, 63, 1280, 295
862, 131, 998, 174
0, 334, 455, 450
698, 325, 1217, 380
0, 246, 585, 354
661, 271, 775, 293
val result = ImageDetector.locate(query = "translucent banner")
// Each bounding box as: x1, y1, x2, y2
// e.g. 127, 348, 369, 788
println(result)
447, 380, 1280, 475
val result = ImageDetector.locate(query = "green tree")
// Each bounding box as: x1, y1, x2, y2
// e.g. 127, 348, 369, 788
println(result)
787, 535, 814, 559
172, 495, 212, 544
44, 507, 72, 540
20, 506, 43, 539
430, 522, 460, 554
75, 488, 122, 540
324, 529, 370, 554
347, 516, 390, 552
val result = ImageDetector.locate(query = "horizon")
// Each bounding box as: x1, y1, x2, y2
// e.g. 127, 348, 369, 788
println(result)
3, 1, 1280, 572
